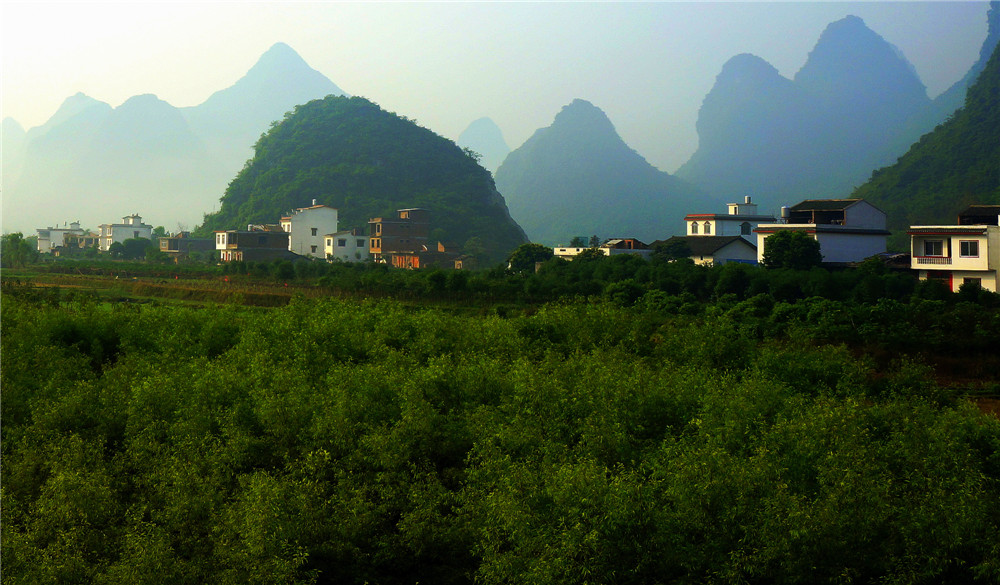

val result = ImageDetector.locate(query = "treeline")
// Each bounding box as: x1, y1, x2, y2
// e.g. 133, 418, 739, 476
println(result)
3, 283, 1000, 584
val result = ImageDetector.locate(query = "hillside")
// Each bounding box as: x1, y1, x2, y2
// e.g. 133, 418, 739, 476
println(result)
198, 95, 527, 264
457, 117, 510, 174
676, 16, 934, 210
852, 38, 1000, 248
494, 99, 711, 245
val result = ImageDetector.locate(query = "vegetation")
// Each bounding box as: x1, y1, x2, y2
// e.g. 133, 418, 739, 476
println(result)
197, 96, 527, 265
853, 36, 1000, 249
4, 250, 1000, 584
761, 231, 823, 270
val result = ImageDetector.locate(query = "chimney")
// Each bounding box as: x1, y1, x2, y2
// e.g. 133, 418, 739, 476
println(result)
312, 198, 317, 206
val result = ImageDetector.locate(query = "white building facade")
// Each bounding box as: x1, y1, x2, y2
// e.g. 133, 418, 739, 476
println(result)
280, 204, 338, 258
755, 199, 889, 264
685, 196, 776, 243
98, 215, 154, 251
909, 205, 1000, 292
325, 229, 370, 262
36, 221, 85, 253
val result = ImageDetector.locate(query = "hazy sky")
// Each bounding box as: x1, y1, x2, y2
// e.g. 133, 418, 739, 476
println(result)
1, 1, 991, 173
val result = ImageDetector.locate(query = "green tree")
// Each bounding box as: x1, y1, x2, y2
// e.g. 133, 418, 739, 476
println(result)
588, 235, 601, 248
651, 238, 692, 262
762, 231, 823, 270
0, 233, 39, 268
569, 236, 588, 248
507, 243, 553, 273
120, 237, 154, 260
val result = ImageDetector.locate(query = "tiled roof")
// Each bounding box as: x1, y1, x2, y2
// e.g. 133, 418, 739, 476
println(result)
662, 235, 755, 255
788, 199, 861, 212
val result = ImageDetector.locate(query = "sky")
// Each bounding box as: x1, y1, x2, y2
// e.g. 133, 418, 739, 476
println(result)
1, 1, 991, 174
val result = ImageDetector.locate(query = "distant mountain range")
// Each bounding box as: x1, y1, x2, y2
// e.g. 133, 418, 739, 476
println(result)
852, 24, 1000, 250
675, 10, 999, 214
457, 117, 510, 174
494, 99, 712, 245
2, 43, 345, 234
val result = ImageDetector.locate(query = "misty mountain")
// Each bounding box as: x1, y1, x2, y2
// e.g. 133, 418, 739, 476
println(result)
199, 95, 527, 264
2, 43, 344, 234
457, 117, 510, 173
851, 37, 1000, 250
494, 99, 711, 245
676, 15, 935, 211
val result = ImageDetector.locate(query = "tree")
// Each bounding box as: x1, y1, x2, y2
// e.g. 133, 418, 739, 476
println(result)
651, 238, 692, 262
588, 235, 601, 248
507, 243, 553, 273
762, 231, 822, 270
121, 238, 154, 260
569, 236, 588, 248
1, 232, 39, 268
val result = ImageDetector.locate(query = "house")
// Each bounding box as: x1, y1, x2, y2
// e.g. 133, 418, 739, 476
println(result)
280, 203, 338, 259
325, 228, 370, 262
754, 199, 889, 264
97, 214, 154, 251
36, 221, 86, 253
215, 224, 292, 262
368, 208, 431, 263
391, 241, 464, 270
684, 196, 775, 243
908, 204, 1000, 292
159, 232, 214, 262
654, 235, 758, 266
553, 238, 653, 260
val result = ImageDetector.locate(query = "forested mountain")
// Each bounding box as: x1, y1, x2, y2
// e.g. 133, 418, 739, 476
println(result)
2, 43, 344, 234
494, 99, 711, 245
676, 16, 938, 210
457, 117, 510, 174
198, 95, 527, 264
852, 38, 1000, 247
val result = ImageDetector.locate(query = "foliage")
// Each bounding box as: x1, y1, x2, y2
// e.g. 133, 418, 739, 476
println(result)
1, 232, 39, 268
507, 243, 553, 273
762, 230, 824, 270
3, 288, 1000, 585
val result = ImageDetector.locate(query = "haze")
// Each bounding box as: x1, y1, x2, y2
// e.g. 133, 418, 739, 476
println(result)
1, 1, 989, 175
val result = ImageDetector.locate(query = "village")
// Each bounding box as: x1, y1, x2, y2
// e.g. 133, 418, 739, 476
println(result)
32, 195, 1000, 295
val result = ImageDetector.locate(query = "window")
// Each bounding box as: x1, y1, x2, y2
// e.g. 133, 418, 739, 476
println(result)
963, 277, 982, 287
338, 239, 347, 247
311, 228, 318, 236
357, 239, 365, 247
311, 245, 317, 253
691, 222, 698, 234
960, 240, 979, 257
741, 222, 751, 236
923, 240, 943, 256
703, 222, 711, 234
326, 238, 332, 246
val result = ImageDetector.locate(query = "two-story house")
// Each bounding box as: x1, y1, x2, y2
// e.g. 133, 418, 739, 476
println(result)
685, 196, 776, 243
909, 205, 1000, 292
755, 199, 889, 264
325, 228, 370, 262
159, 232, 215, 262
36, 221, 86, 253
280, 203, 338, 259
98, 214, 154, 251
215, 224, 292, 262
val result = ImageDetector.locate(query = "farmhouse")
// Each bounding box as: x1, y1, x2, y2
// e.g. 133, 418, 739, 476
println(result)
909, 204, 1000, 292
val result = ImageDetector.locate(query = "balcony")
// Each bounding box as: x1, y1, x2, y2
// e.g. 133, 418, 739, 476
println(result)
914, 256, 952, 265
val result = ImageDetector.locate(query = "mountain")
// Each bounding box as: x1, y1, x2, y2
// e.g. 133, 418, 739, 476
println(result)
851, 38, 1000, 250
2, 43, 344, 234
493, 99, 711, 245
198, 95, 527, 264
675, 16, 933, 212
457, 117, 510, 173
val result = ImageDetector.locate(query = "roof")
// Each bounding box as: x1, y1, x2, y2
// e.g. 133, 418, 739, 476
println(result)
958, 205, 1000, 225
663, 235, 755, 255
788, 199, 862, 212
684, 213, 776, 221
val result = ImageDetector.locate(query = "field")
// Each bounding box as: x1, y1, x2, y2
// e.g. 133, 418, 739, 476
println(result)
3, 262, 1000, 584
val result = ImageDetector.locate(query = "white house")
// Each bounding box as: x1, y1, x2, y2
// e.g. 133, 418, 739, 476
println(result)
280, 203, 338, 258
325, 229, 370, 262
654, 235, 758, 266
98, 214, 154, 251
553, 238, 653, 260
755, 199, 889, 264
685, 196, 776, 243
909, 205, 1000, 292
36, 221, 85, 253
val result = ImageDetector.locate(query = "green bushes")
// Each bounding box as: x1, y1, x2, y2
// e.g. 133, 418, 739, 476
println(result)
3, 292, 1000, 584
